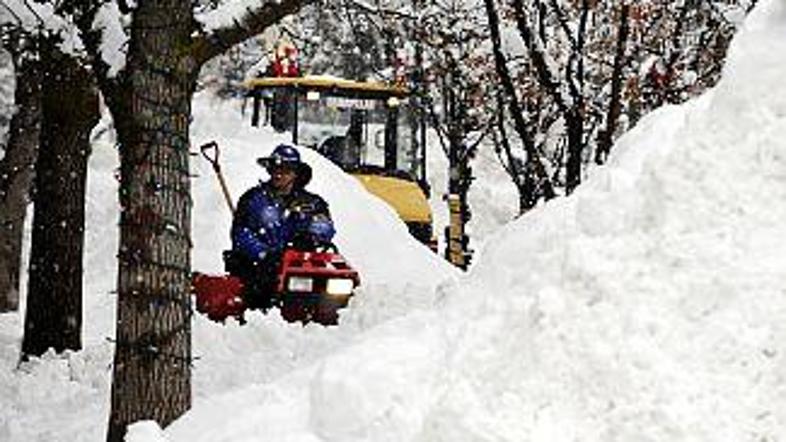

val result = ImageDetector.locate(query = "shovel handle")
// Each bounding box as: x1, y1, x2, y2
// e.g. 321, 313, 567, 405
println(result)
199, 141, 235, 214
200, 141, 221, 171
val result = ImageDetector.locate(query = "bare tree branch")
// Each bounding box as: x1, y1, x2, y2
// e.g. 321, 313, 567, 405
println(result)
344, 0, 416, 20
595, 4, 630, 164
566, 0, 590, 107
548, 0, 578, 49
510, 0, 568, 115
0, 0, 23, 25
20, 0, 44, 26
485, 0, 554, 200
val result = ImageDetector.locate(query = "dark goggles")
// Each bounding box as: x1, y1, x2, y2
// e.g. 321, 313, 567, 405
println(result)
268, 160, 298, 174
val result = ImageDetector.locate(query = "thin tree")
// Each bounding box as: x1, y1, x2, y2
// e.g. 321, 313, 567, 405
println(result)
595, 3, 630, 164
21, 38, 98, 357
508, 0, 592, 194
484, 0, 554, 208
0, 25, 41, 313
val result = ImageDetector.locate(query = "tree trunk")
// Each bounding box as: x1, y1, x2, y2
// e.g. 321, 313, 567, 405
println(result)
106, 1, 195, 440
0, 51, 42, 313
565, 113, 584, 194
595, 3, 630, 164
21, 44, 98, 357
493, 93, 531, 214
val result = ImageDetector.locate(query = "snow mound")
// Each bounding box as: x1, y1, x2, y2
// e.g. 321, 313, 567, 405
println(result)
169, 2, 785, 440
428, 2, 786, 440
4, 2, 785, 442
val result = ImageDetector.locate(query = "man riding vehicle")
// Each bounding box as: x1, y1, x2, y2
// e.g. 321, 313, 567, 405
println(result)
225, 143, 335, 310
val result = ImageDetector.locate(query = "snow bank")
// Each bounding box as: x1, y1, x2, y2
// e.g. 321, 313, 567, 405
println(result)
427, 2, 786, 440
170, 1, 785, 440
3, 1, 785, 441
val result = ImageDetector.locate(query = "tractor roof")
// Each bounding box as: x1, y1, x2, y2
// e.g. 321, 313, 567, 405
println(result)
245, 76, 410, 99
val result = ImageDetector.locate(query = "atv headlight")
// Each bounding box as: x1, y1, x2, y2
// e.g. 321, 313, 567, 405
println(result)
288, 276, 313, 292
326, 278, 354, 296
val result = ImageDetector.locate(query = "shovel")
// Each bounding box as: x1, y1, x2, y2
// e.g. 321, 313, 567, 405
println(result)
200, 141, 235, 214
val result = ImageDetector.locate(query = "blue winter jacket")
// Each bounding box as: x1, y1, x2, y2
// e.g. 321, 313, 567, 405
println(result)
231, 182, 336, 261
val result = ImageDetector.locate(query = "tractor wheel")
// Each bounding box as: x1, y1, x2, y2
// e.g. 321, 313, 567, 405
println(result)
280, 301, 306, 323
313, 300, 340, 326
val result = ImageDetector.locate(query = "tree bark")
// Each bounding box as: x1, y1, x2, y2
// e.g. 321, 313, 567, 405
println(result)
106, 2, 195, 440
20, 43, 98, 357
0, 48, 42, 313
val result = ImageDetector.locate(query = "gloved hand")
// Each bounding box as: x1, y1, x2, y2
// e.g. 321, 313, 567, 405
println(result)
308, 217, 335, 244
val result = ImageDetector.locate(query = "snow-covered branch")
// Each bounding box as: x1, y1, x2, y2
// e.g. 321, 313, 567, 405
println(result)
0, 0, 78, 49
62, 0, 127, 108
89, 2, 127, 79
343, 0, 416, 21
510, 0, 569, 114
192, 0, 313, 66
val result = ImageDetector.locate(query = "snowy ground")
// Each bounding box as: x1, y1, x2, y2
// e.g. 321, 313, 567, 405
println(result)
2, 0, 786, 441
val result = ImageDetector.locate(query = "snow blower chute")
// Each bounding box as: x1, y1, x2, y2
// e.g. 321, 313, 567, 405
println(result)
191, 141, 360, 326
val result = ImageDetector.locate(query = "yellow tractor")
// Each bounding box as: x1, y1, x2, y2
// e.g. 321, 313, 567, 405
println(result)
245, 76, 437, 251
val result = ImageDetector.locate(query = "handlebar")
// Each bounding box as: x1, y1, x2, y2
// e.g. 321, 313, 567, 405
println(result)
200, 141, 221, 171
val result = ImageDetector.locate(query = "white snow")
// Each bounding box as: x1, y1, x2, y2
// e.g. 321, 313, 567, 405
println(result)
2, 0, 786, 441
92, 1, 129, 78
0, 0, 84, 58
196, 0, 284, 34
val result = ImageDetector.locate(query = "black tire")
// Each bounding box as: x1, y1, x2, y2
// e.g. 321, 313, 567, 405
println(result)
312, 300, 340, 326
280, 300, 306, 323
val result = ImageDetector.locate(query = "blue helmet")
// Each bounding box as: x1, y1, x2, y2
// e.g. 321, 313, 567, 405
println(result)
257, 144, 313, 187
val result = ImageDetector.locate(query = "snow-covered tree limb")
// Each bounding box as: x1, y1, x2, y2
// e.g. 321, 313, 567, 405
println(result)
192, 0, 313, 66
344, 0, 415, 20
58, 0, 127, 122
485, 0, 554, 201
510, 0, 569, 115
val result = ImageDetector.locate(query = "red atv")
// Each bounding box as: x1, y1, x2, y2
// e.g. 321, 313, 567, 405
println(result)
192, 141, 360, 326
192, 245, 360, 326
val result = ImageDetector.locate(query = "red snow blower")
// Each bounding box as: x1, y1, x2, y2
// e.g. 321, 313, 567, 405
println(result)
191, 141, 360, 326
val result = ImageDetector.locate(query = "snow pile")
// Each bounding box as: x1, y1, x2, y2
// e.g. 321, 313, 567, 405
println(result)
125, 422, 169, 442
423, 2, 786, 440
1, 1, 785, 441
170, 1, 785, 440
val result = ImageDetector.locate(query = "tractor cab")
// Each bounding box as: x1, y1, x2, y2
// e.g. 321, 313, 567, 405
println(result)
246, 76, 436, 250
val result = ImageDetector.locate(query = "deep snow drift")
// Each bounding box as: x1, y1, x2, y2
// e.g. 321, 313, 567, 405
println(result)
1, 1, 785, 441
167, 2, 786, 441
